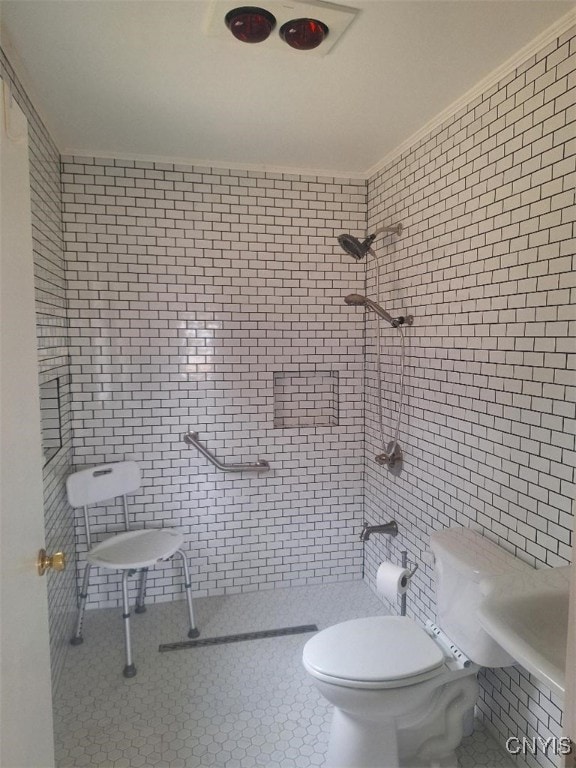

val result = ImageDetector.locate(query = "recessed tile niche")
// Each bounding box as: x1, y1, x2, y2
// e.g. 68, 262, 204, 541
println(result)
273, 370, 339, 428
40, 376, 62, 465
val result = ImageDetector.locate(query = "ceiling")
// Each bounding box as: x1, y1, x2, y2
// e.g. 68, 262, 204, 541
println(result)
1, 0, 574, 176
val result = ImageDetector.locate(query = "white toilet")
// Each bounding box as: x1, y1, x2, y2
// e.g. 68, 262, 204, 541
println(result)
302, 527, 531, 768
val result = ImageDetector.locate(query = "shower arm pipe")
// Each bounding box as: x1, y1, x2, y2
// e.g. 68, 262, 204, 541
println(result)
183, 431, 270, 473
372, 223, 403, 240
362, 224, 404, 253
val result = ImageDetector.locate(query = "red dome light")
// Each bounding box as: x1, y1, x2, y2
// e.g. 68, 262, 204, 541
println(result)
279, 18, 328, 50
225, 6, 276, 44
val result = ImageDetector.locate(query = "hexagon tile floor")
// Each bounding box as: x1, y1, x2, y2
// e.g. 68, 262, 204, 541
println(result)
54, 580, 516, 768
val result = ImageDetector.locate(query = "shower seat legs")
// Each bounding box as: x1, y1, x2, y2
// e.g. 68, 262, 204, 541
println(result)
121, 570, 136, 678
175, 549, 200, 639
70, 562, 138, 678
70, 552, 199, 676
70, 562, 92, 645
135, 567, 148, 613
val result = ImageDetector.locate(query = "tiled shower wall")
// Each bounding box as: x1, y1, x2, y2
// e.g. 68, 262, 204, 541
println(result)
363, 26, 575, 768
61, 162, 367, 606
0, 49, 76, 692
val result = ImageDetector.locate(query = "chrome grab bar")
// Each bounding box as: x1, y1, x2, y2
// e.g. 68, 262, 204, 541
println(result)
183, 431, 270, 473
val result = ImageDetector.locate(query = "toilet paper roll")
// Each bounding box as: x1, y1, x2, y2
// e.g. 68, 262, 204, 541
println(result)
376, 562, 411, 602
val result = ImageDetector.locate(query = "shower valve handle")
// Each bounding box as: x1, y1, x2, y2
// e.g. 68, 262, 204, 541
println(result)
392, 315, 414, 328
375, 442, 403, 469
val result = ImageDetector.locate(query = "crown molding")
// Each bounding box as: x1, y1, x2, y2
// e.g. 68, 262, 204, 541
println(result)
3, 9, 574, 183
64, 6, 576, 184
364, 9, 576, 181
0, 24, 65, 151
60, 147, 367, 182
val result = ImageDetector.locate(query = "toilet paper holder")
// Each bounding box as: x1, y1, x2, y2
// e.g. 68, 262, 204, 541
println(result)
400, 562, 418, 588
401, 552, 418, 616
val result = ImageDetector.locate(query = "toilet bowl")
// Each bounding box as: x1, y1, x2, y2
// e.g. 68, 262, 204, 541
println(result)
303, 615, 478, 768
303, 528, 532, 768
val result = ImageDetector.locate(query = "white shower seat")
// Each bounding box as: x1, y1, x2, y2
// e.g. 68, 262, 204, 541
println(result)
88, 528, 183, 569
66, 460, 199, 677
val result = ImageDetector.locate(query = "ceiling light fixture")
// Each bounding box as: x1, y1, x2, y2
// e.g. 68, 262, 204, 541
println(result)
225, 6, 276, 44
279, 18, 329, 50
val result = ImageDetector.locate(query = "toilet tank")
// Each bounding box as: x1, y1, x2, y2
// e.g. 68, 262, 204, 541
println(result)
430, 527, 531, 667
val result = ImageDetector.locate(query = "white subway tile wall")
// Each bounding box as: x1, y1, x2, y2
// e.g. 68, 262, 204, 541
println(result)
363, 27, 575, 768
61, 163, 367, 606
0, 49, 76, 694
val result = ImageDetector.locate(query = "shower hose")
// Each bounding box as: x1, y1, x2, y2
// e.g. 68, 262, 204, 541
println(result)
375, 263, 406, 458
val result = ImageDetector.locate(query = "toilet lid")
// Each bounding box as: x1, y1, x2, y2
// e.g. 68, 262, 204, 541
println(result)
303, 616, 445, 683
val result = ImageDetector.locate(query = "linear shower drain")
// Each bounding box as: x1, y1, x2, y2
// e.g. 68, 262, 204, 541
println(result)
159, 624, 318, 652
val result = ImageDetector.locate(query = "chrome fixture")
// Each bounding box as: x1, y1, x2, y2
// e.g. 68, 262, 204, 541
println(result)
400, 550, 419, 617
359, 520, 398, 541
183, 430, 270, 473
339, 225, 411, 475
337, 224, 402, 261
344, 294, 413, 329
375, 440, 403, 470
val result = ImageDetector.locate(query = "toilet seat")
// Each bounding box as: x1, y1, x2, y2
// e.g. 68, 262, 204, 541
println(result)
303, 616, 447, 690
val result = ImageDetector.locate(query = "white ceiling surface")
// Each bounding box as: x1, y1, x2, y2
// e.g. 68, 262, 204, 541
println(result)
1, 0, 574, 176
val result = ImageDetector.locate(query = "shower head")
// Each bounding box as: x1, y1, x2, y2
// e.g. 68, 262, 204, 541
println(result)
344, 294, 396, 326
337, 234, 376, 261
344, 294, 413, 328
344, 293, 370, 307
337, 224, 403, 260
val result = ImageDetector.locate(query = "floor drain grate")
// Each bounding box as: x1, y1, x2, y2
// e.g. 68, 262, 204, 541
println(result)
159, 624, 318, 652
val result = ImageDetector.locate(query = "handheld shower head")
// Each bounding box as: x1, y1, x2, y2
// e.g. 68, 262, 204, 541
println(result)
344, 293, 368, 306
337, 224, 402, 260
344, 294, 413, 328
344, 294, 396, 326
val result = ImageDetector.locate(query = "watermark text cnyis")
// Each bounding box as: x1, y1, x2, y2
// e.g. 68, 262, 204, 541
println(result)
506, 737, 573, 756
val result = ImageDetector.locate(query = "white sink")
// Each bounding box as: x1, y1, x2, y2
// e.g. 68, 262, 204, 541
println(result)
478, 565, 571, 698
